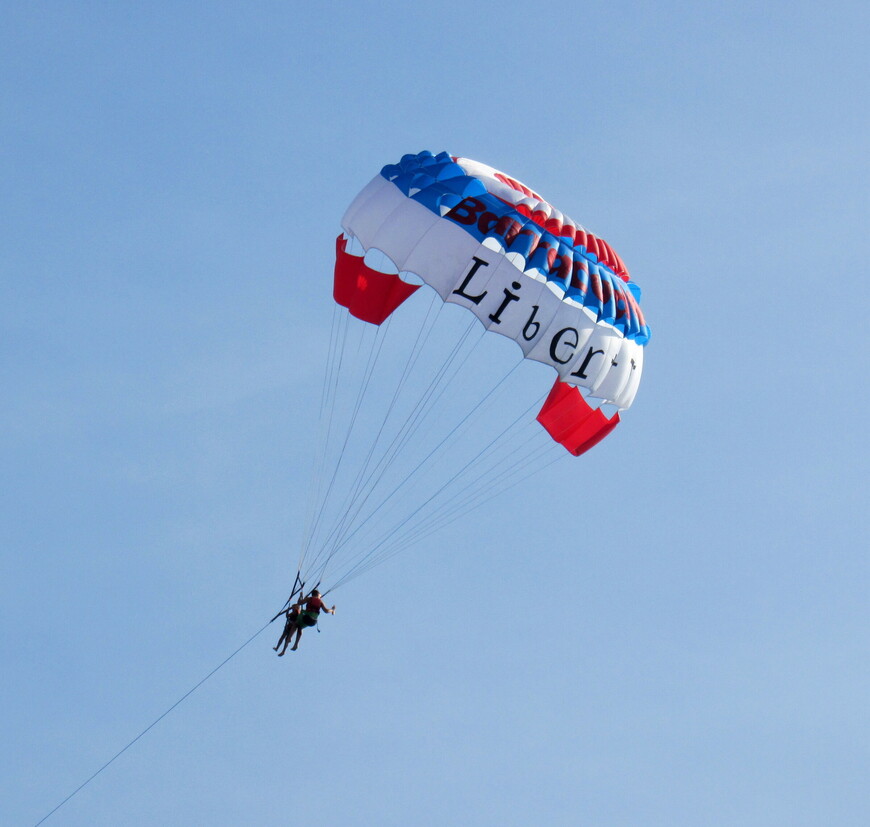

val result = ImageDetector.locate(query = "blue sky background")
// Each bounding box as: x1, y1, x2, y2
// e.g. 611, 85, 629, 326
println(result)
2, 2, 868, 825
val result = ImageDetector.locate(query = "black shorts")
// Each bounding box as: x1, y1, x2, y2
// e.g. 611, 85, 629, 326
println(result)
299, 611, 318, 628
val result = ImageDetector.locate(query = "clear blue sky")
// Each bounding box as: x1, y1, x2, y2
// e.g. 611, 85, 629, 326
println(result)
2, 2, 868, 825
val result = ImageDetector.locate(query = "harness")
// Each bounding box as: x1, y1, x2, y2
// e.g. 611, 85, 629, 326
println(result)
270, 572, 325, 634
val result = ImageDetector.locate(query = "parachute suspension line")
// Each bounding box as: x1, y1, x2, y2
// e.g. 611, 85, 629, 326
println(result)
298, 308, 351, 571
325, 379, 540, 590
338, 311, 481, 523
359, 294, 461, 483
310, 316, 485, 584
385, 289, 444, 411
431, 438, 566, 540
305, 314, 373, 556
352, 315, 484, 491
376, 404, 550, 552
325, 342, 517, 563
300, 318, 383, 576
318, 354, 525, 587
381, 318, 484, 464
311, 312, 484, 588
318, 304, 341, 422
348, 293, 446, 486
33, 620, 272, 827
304, 292, 445, 576
298, 304, 344, 572
299, 316, 393, 578
298, 316, 374, 575
330, 435, 566, 592
309, 320, 494, 587
330, 432, 569, 591
388, 432, 559, 557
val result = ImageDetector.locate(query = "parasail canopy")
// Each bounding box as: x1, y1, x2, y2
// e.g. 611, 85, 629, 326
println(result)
335, 151, 649, 456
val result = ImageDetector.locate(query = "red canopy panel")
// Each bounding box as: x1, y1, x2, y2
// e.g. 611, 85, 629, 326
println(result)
536, 380, 620, 456
334, 235, 419, 325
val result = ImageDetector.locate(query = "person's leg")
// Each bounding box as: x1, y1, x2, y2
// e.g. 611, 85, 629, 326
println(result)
290, 627, 303, 651
275, 620, 291, 651
277, 624, 296, 655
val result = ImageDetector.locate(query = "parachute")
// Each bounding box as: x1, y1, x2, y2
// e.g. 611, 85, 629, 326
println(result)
288, 151, 650, 601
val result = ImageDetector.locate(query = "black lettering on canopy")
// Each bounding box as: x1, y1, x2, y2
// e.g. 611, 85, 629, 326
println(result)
571, 346, 606, 379
522, 305, 541, 341
549, 327, 579, 364
451, 257, 489, 305
488, 281, 522, 325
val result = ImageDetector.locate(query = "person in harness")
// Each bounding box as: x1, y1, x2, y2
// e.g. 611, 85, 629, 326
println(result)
274, 589, 335, 655
272, 599, 303, 656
